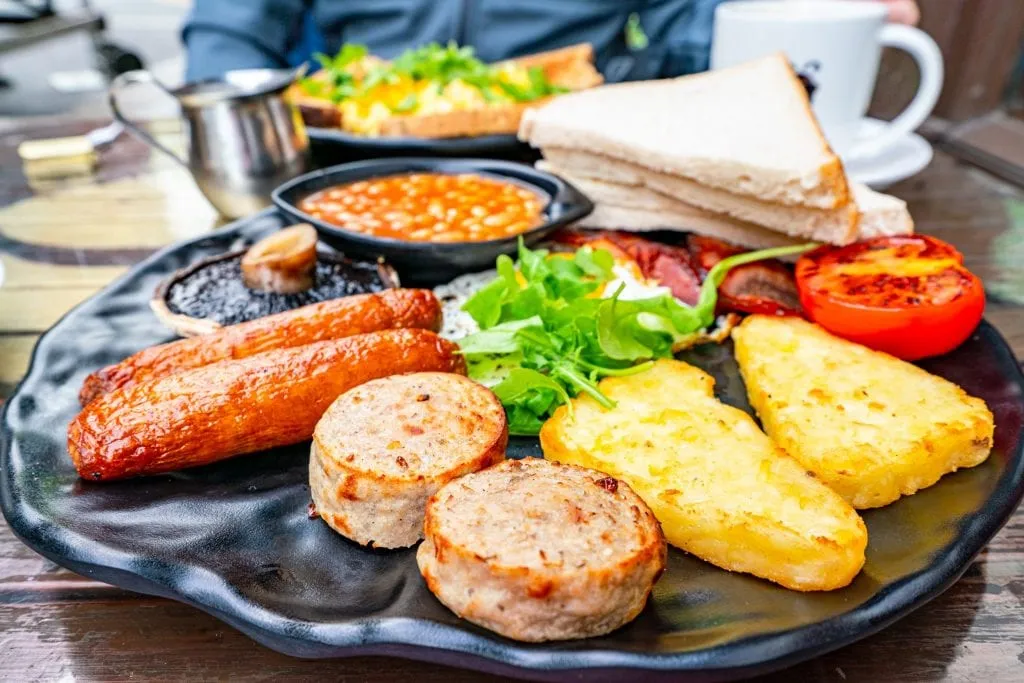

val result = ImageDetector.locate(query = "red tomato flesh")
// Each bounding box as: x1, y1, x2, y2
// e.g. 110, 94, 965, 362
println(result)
795, 236, 985, 360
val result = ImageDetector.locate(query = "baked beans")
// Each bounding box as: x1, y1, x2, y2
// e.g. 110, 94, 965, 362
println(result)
298, 173, 546, 243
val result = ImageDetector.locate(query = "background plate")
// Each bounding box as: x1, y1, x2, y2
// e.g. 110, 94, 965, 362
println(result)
3, 210, 1024, 682
307, 127, 536, 167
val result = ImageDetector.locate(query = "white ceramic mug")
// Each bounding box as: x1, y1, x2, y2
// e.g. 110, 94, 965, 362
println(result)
711, 0, 943, 161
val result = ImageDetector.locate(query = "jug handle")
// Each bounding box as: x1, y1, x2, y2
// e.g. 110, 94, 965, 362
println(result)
108, 71, 188, 168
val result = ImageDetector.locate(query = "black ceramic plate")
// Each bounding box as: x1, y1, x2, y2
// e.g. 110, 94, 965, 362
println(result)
273, 158, 593, 285
306, 127, 535, 166
3, 210, 1024, 682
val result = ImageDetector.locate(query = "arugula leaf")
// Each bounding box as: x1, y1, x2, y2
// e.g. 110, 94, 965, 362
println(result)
517, 240, 551, 282
493, 368, 573, 413
596, 289, 666, 361
392, 92, 419, 113
503, 282, 546, 321
461, 254, 517, 328
331, 44, 368, 70
498, 66, 568, 102
300, 79, 325, 97
625, 13, 649, 51
575, 246, 615, 278
462, 276, 508, 329
459, 238, 816, 436
691, 242, 818, 328
504, 403, 550, 436
304, 45, 371, 103
528, 66, 569, 96
305, 41, 568, 113
313, 52, 334, 71
457, 317, 542, 356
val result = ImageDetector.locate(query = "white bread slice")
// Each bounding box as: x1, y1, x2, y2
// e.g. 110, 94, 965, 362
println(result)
542, 161, 913, 247
520, 53, 849, 210
584, 204, 811, 254
543, 147, 859, 244
855, 186, 916, 239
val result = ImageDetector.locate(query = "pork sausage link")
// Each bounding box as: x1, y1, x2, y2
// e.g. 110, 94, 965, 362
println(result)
79, 289, 442, 405
68, 328, 465, 481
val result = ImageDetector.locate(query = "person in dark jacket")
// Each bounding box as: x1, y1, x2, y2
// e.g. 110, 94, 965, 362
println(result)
182, 0, 920, 84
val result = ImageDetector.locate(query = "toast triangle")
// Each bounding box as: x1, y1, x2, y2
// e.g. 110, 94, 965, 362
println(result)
537, 159, 913, 247
520, 53, 849, 210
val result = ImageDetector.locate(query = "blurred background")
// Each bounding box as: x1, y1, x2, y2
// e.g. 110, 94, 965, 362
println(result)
0, 0, 1022, 179
0, 1, 187, 120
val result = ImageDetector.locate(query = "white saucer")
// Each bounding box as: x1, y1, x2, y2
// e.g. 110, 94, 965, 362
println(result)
841, 118, 933, 189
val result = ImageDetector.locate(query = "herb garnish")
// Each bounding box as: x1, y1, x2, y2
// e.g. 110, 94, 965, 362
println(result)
458, 239, 815, 435
298, 42, 567, 113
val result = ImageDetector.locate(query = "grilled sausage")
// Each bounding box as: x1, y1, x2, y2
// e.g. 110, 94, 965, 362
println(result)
68, 329, 465, 481
79, 289, 442, 405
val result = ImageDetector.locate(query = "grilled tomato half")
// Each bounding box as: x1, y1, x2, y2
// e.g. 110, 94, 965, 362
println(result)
795, 236, 985, 360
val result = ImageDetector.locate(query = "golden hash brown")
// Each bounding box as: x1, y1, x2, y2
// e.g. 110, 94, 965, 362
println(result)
732, 315, 994, 510
540, 359, 867, 592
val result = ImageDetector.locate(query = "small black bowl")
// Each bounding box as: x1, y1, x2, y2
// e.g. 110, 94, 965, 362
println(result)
272, 157, 593, 284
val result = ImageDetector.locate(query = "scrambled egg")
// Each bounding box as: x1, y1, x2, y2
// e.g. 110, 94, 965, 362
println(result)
337, 61, 535, 136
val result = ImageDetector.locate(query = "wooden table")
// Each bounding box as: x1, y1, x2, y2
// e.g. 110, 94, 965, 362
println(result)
2, 118, 1023, 682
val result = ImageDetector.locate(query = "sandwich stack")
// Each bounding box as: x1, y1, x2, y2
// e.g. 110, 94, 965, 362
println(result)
519, 53, 913, 250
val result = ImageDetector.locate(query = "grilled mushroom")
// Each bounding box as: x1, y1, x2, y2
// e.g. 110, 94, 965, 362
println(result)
240, 224, 319, 294
151, 227, 399, 337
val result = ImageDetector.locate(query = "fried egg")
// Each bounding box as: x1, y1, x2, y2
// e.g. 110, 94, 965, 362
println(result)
601, 263, 673, 301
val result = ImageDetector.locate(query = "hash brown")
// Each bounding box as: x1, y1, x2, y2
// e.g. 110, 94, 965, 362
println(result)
540, 359, 867, 591
732, 315, 994, 509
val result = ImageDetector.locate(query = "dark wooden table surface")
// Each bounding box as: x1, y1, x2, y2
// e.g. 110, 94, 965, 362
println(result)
1, 118, 1023, 682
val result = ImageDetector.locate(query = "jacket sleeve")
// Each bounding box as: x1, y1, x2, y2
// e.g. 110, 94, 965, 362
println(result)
635, 0, 728, 79
182, 0, 309, 82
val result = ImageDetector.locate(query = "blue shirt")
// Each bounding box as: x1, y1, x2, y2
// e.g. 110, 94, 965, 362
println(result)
183, 0, 727, 83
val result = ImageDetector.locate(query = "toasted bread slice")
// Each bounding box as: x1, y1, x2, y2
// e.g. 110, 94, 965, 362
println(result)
733, 316, 995, 509
287, 54, 389, 129
542, 147, 859, 244
292, 43, 601, 138
288, 75, 343, 129
578, 203, 810, 253
379, 97, 552, 138
521, 53, 849, 210
855, 185, 916, 239
379, 45, 602, 138
540, 359, 867, 592
502, 43, 605, 90
539, 158, 913, 247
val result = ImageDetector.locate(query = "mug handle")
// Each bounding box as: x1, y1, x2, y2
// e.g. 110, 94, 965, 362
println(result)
847, 24, 944, 161
108, 70, 188, 168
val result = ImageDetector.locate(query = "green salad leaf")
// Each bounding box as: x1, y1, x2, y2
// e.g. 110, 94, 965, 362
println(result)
327, 44, 369, 70
392, 92, 419, 113
497, 66, 570, 102
625, 13, 649, 51
457, 238, 815, 435
492, 368, 574, 435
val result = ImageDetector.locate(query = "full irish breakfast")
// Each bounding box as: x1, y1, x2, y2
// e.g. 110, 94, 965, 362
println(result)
62, 51, 999, 644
